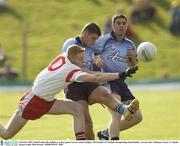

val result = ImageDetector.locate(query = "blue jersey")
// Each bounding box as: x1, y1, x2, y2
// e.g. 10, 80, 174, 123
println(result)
61, 37, 95, 70
92, 32, 137, 73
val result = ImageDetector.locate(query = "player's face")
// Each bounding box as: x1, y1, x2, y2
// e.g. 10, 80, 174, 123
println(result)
74, 52, 85, 67
84, 33, 99, 46
112, 18, 127, 37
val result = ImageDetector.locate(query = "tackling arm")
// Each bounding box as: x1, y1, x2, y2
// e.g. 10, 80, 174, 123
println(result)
77, 66, 138, 83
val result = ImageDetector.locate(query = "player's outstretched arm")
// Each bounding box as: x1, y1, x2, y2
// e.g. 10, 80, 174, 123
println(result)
77, 66, 138, 83
77, 72, 119, 83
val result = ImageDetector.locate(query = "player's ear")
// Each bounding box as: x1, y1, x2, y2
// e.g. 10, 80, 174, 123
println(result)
83, 31, 89, 37
68, 54, 74, 64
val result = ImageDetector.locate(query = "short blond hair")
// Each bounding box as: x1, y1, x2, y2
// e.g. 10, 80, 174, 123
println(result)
67, 45, 85, 58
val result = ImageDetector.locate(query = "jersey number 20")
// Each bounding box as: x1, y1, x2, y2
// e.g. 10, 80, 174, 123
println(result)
48, 56, 65, 71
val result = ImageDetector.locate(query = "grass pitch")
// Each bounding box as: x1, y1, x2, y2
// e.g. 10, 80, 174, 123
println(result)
0, 90, 179, 140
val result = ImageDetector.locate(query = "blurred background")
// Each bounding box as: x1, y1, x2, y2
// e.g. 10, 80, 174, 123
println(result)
0, 0, 180, 140
0, 0, 180, 84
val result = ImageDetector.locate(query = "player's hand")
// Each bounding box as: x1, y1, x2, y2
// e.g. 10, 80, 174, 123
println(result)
128, 49, 136, 58
119, 66, 138, 79
94, 55, 106, 68
128, 49, 138, 67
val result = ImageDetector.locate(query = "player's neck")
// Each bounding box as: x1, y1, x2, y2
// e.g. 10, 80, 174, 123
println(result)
115, 34, 124, 42
79, 35, 87, 47
112, 31, 125, 42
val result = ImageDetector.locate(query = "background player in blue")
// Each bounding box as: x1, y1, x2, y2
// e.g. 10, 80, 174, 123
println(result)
62, 23, 100, 70
62, 23, 102, 139
61, 23, 139, 139
92, 13, 143, 140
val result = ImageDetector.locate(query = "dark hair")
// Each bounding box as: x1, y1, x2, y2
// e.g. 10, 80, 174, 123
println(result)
82, 23, 101, 36
112, 13, 127, 24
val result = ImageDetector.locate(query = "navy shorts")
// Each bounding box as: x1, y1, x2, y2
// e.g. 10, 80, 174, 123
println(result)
66, 82, 99, 102
108, 79, 135, 102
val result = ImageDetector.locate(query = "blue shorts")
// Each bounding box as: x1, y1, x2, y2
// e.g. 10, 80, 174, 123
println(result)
108, 79, 135, 102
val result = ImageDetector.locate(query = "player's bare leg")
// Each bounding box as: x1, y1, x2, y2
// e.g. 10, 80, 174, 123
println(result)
98, 93, 141, 140
119, 100, 142, 131
107, 93, 122, 139
108, 109, 121, 139
77, 100, 95, 140
0, 112, 28, 139
108, 98, 140, 139
88, 86, 122, 111
47, 99, 86, 140
88, 86, 139, 118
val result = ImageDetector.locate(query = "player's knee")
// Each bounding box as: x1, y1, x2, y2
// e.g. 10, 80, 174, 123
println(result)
98, 87, 110, 100
134, 112, 143, 124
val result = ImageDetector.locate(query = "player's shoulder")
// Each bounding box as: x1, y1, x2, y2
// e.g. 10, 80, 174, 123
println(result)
62, 38, 77, 52
124, 37, 134, 44
96, 33, 112, 44
100, 33, 112, 40
64, 38, 77, 44
124, 37, 136, 47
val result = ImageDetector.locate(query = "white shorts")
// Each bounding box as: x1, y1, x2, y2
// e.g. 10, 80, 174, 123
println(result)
17, 90, 55, 120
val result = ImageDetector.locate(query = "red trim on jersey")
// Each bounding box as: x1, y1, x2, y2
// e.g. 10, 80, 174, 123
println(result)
65, 69, 82, 82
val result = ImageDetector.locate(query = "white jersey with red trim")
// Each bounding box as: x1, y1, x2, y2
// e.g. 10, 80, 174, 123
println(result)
32, 54, 87, 101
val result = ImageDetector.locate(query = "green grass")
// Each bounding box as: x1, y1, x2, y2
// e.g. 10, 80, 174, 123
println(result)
0, 90, 179, 140
0, 0, 180, 81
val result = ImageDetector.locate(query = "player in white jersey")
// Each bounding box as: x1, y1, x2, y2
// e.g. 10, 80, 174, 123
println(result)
0, 45, 138, 140
0, 45, 88, 140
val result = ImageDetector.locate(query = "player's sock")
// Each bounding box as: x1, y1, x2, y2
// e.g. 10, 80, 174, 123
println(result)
102, 128, 109, 137
97, 128, 109, 140
75, 132, 86, 140
116, 103, 126, 114
111, 137, 119, 140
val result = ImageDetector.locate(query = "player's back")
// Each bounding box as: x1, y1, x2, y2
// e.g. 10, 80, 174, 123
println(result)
32, 54, 80, 101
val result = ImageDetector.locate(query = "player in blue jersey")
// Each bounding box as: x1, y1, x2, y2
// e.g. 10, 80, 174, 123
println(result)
92, 13, 143, 140
62, 23, 100, 70
61, 23, 139, 140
